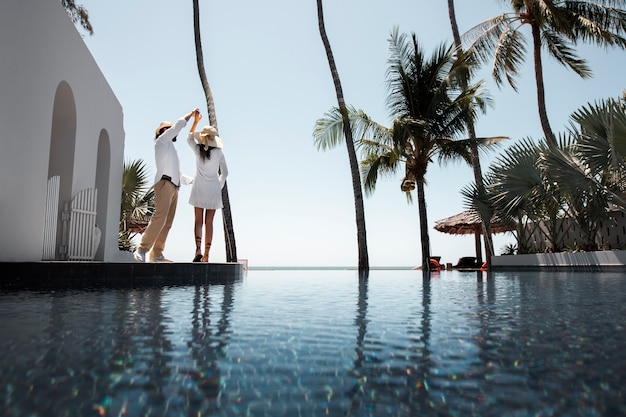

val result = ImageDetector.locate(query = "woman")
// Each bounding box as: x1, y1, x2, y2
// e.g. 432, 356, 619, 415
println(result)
187, 113, 229, 262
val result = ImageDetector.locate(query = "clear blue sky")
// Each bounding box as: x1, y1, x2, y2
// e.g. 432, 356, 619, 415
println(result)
79, 0, 626, 267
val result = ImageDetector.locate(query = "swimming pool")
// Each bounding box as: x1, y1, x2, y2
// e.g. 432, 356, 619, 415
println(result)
1, 269, 625, 416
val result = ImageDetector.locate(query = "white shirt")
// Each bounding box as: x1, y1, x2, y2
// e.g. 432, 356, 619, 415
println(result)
153, 117, 187, 186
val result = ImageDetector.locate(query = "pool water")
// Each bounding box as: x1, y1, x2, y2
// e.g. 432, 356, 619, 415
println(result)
1, 269, 625, 416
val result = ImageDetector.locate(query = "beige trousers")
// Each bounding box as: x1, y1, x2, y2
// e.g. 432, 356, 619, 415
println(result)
138, 180, 178, 259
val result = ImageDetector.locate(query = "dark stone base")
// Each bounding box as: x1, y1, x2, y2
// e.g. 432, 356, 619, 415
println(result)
1, 261, 245, 290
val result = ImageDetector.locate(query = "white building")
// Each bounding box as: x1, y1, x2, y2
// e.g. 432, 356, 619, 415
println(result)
0, 0, 127, 262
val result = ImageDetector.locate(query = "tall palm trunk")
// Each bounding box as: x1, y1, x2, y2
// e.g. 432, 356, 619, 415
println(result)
416, 179, 431, 272
317, 0, 369, 275
192, 0, 237, 262
447, 0, 493, 268
530, 19, 556, 146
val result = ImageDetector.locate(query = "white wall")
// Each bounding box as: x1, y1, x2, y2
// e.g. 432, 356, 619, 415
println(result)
492, 250, 626, 269
521, 210, 626, 253
0, 0, 125, 261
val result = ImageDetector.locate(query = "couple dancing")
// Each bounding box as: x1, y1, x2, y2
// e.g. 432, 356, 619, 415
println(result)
133, 108, 228, 263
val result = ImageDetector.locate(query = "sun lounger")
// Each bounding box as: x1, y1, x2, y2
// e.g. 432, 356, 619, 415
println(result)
454, 256, 481, 268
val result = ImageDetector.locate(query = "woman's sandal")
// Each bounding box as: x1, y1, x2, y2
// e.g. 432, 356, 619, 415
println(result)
201, 243, 211, 263
193, 236, 203, 262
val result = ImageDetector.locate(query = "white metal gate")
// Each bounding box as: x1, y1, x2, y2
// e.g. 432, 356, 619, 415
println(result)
42, 175, 60, 260
66, 188, 99, 261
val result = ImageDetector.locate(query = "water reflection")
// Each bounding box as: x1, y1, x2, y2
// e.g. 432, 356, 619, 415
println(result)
188, 286, 222, 399
105, 288, 175, 415
346, 272, 436, 415
0, 284, 237, 417
184, 283, 235, 414
347, 276, 369, 413
1, 271, 626, 416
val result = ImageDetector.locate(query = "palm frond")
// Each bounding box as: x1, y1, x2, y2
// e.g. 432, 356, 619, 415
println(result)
462, 14, 526, 89
492, 23, 527, 90
122, 159, 150, 198
313, 106, 347, 151
360, 151, 399, 196
541, 29, 592, 77
439, 135, 508, 165
565, 2, 626, 47
488, 137, 547, 218
119, 158, 155, 245
568, 97, 626, 205
460, 182, 496, 228
350, 108, 394, 150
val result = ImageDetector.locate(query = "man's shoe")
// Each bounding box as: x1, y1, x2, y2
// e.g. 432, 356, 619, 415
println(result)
152, 255, 173, 263
133, 249, 146, 262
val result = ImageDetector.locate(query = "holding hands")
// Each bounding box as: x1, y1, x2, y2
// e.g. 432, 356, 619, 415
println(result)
190, 108, 202, 133
184, 108, 201, 122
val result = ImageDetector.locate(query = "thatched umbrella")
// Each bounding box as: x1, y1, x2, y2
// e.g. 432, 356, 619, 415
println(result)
125, 219, 149, 234
434, 210, 516, 262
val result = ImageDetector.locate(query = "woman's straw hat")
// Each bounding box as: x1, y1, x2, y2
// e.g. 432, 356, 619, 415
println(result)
192, 125, 223, 150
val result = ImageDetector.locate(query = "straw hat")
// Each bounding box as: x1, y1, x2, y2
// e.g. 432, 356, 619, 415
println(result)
155, 121, 173, 136
192, 125, 223, 150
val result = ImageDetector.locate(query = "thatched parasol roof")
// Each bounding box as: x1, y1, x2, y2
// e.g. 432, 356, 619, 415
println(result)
434, 209, 516, 264
434, 209, 515, 235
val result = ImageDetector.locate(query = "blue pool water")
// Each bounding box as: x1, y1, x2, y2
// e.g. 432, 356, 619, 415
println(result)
1, 269, 625, 416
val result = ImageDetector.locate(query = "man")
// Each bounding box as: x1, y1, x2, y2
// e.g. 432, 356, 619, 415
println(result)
133, 108, 199, 262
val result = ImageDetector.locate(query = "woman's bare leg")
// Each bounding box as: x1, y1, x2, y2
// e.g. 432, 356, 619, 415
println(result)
202, 209, 216, 262
193, 207, 204, 260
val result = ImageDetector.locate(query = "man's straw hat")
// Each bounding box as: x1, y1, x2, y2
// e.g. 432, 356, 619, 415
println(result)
155, 121, 173, 136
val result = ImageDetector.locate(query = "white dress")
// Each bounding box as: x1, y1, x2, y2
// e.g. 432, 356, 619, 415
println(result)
187, 134, 228, 209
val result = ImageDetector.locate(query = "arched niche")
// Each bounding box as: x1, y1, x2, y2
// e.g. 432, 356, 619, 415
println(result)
48, 81, 76, 259
95, 130, 111, 261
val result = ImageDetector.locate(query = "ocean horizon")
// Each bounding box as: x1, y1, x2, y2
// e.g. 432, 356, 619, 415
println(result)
247, 265, 416, 271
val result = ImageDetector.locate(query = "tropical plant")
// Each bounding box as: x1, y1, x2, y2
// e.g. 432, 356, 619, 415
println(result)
463, 0, 626, 145
119, 159, 154, 251
568, 96, 626, 206
539, 97, 626, 249
315, 28, 504, 271
315, 0, 369, 274
490, 137, 578, 252
487, 95, 626, 252
192, 0, 238, 262
61, 0, 93, 35
501, 243, 518, 255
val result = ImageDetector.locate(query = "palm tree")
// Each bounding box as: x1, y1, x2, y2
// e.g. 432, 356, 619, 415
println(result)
119, 159, 154, 251
192, 0, 238, 262
464, 0, 626, 146
447, 0, 496, 269
61, 0, 93, 35
315, 0, 369, 274
315, 29, 504, 271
